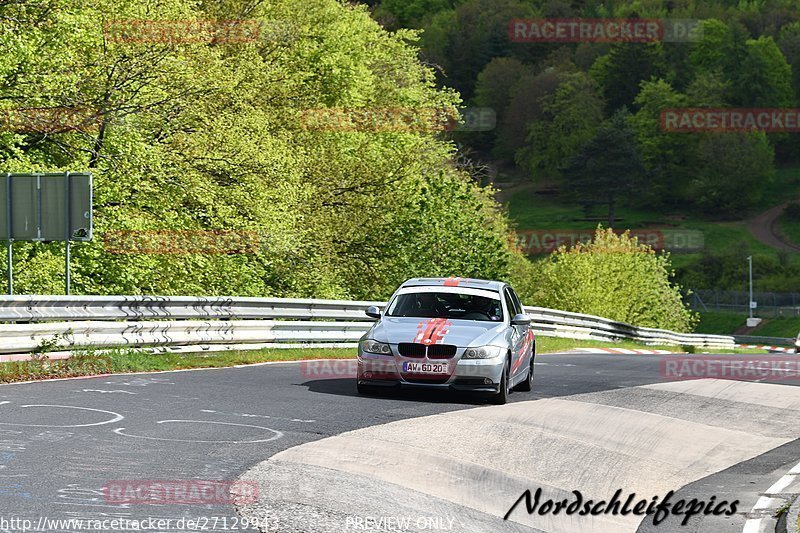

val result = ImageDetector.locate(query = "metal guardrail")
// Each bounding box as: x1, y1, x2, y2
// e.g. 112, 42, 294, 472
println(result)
0, 295, 737, 357
733, 335, 795, 347
0, 295, 376, 322
0, 320, 373, 355
524, 306, 735, 349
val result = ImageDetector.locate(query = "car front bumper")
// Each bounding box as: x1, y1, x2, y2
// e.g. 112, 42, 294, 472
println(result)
357, 351, 505, 393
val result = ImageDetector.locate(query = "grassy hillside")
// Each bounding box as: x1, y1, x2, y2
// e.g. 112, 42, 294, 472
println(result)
689, 311, 799, 338
749, 318, 800, 339
694, 312, 746, 335
504, 165, 800, 293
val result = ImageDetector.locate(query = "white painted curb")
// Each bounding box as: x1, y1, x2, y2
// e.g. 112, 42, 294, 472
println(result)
742, 460, 800, 533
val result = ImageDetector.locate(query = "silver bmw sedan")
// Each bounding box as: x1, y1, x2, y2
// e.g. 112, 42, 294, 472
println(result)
357, 277, 535, 404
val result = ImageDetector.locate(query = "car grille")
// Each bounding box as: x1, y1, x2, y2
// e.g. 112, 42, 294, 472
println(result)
427, 345, 457, 359
397, 343, 457, 359
398, 343, 426, 357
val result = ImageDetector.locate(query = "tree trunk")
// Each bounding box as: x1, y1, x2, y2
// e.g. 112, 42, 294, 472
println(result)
607, 192, 615, 227
88, 117, 107, 169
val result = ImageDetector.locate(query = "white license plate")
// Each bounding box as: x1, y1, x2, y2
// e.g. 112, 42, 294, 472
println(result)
403, 362, 448, 374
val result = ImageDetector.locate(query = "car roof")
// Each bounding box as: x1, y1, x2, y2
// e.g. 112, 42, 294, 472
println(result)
399, 277, 506, 293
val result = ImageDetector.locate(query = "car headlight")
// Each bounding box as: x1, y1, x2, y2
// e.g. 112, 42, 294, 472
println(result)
463, 346, 505, 359
360, 340, 392, 355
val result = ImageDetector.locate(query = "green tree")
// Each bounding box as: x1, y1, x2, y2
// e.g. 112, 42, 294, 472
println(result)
471, 57, 533, 152
493, 68, 562, 163
778, 22, 800, 103
522, 71, 604, 180
562, 110, 645, 227
374, 0, 454, 28
0, 0, 519, 299
419, 0, 534, 99
690, 132, 774, 216
688, 19, 745, 78
473, 57, 533, 126
628, 79, 696, 207
685, 70, 732, 107
590, 42, 668, 113
735, 36, 795, 107
528, 227, 698, 332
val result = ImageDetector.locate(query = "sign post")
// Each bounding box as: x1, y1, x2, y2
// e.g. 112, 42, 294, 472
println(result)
1, 172, 92, 295
5, 173, 10, 295
65, 171, 71, 295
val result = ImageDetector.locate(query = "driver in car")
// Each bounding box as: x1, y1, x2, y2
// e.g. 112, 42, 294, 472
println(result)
415, 292, 445, 317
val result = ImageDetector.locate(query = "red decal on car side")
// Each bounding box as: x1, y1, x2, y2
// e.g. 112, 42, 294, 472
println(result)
512, 331, 533, 372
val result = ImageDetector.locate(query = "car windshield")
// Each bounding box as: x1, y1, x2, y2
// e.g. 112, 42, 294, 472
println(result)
385, 291, 503, 322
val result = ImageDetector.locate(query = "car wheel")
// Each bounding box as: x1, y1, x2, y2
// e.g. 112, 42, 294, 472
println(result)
490, 359, 510, 405
515, 355, 534, 392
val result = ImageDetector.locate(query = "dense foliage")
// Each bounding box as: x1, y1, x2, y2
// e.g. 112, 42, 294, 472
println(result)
0, 0, 703, 331
373, 0, 800, 217
526, 227, 698, 332
0, 0, 521, 299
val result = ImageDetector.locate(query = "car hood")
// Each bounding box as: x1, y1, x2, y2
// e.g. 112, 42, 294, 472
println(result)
371, 316, 506, 347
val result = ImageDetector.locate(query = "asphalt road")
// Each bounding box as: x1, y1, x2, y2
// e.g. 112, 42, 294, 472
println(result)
0, 351, 796, 532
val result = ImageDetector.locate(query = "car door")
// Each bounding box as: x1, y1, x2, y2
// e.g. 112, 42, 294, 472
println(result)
509, 287, 533, 369
503, 288, 526, 381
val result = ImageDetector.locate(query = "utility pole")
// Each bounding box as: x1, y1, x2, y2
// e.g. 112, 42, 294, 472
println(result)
746, 256, 761, 327
748, 255, 753, 319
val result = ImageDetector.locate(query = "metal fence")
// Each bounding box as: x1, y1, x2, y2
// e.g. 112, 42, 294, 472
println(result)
689, 290, 800, 317
0, 295, 736, 360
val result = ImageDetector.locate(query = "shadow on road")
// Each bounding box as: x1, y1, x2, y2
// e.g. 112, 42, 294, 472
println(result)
299, 378, 492, 405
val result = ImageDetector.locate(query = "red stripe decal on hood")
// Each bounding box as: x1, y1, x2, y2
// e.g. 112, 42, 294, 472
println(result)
415, 318, 451, 345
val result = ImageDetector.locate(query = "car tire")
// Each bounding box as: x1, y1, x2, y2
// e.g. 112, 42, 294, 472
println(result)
515, 355, 534, 392
490, 359, 510, 405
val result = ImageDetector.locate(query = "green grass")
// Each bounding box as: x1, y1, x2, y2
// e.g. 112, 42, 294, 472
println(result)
749, 317, 800, 338
0, 347, 355, 384
505, 170, 800, 284
537, 337, 761, 354
755, 165, 800, 212
777, 213, 800, 247
108, 347, 355, 372
0, 339, 764, 385
507, 188, 656, 230
694, 312, 746, 335
536, 337, 681, 353
507, 188, 775, 256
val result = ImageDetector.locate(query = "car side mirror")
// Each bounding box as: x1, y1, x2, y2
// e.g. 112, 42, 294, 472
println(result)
365, 306, 382, 319
511, 313, 531, 326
